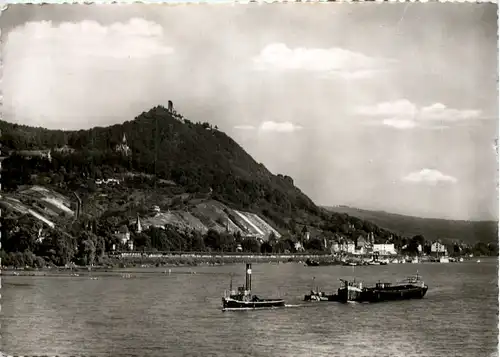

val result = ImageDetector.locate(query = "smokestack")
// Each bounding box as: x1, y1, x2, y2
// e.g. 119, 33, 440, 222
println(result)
245, 263, 252, 292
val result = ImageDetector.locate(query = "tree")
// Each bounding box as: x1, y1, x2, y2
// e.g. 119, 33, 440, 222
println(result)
260, 241, 272, 254
411, 235, 426, 247
304, 238, 324, 252
241, 237, 260, 253
268, 232, 278, 246
133, 232, 152, 251
204, 229, 222, 251
188, 230, 205, 252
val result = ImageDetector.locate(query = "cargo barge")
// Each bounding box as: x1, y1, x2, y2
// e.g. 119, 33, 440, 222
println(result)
304, 273, 428, 304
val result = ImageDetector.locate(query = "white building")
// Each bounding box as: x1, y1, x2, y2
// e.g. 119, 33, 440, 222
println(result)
330, 239, 357, 254
431, 242, 447, 254
373, 243, 397, 255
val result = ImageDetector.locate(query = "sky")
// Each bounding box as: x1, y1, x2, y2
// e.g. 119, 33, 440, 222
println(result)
0, 3, 498, 221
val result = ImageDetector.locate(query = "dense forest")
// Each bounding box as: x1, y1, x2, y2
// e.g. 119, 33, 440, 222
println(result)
1, 105, 497, 267
1, 105, 317, 217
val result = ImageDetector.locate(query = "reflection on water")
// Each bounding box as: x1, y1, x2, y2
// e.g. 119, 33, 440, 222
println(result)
1, 259, 498, 357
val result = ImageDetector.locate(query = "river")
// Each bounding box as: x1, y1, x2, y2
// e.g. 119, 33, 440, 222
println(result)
1, 258, 498, 357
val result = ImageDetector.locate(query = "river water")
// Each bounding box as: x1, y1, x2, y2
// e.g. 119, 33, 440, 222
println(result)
1, 259, 498, 357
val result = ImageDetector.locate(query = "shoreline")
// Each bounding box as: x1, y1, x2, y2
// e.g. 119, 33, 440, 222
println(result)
1, 254, 323, 274
1, 254, 490, 276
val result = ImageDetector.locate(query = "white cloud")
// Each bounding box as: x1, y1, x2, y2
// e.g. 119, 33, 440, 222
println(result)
234, 125, 256, 130
234, 121, 303, 133
356, 99, 483, 130
419, 103, 482, 122
252, 43, 393, 79
402, 169, 458, 184
259, 121, 303, 133
8, 19, 174, 60
357, 99, 417, 117
382, 118, 417, 130
3, 19, 175, 129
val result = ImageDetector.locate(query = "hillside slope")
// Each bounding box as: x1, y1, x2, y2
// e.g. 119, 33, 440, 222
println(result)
325, 206, 498, 245
0, 105, 318, 226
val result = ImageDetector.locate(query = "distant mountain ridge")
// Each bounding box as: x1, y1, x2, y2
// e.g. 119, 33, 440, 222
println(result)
325, 205, 498, 245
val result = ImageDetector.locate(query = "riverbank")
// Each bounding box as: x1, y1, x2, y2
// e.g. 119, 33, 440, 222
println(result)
1, 253, 485, 275
1, 253, 326, 274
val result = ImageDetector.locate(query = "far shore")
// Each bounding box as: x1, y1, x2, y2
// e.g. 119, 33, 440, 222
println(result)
1, 254, 325, 274
1, 253, 490, 276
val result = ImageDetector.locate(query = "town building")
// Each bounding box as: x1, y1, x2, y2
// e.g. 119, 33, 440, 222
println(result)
373, 243, 397, 255
431, 241, 447, 254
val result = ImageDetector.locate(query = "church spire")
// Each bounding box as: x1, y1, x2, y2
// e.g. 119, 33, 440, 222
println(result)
136, 214, 142, 233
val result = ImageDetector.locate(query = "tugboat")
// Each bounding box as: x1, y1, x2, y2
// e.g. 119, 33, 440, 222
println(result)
221, 263, 285, 311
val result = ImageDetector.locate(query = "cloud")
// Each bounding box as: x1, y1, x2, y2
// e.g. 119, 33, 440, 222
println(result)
3, 19, 175, 129
234, 125, 256, 130
252, 43, 393, 79
356, 99, 483, 130
7, 18, 174, 60
259, 121, 303, 133
402, 169, 458, 184
382, 118, 417, 130
233, 121, 303, 133
419, 103, 482, 122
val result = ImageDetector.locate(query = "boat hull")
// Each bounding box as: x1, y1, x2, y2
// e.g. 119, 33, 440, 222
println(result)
337, 286, 364, 303
364, 285, 428, 303
222, 298, 285, 310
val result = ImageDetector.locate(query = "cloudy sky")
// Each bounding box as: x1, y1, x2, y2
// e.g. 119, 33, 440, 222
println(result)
1, 3, 498, 221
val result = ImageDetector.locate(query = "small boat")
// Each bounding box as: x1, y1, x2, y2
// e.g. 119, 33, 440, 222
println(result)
303, 278, 339, 302
305, 258, 342, 267
305, 259, 320, 266
439, 256, 450, 263
222, 263, 285, 311
304, 290, 339, 302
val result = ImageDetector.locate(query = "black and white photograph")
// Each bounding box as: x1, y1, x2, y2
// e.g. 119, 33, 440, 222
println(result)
0, 3, 498, 356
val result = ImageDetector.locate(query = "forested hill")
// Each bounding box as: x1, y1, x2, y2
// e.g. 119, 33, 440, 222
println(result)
325, 206, 498, 245
1, 105, 326, 229
2, 103, 496, 267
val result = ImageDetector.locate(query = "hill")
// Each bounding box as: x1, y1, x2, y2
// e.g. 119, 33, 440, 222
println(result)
1, 103, 495, 267
325, 206, 498, 245
0, 105, 319, 223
